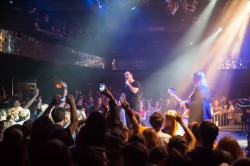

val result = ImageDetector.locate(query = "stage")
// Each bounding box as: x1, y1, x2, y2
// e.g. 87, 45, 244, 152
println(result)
218, 125, 248, 153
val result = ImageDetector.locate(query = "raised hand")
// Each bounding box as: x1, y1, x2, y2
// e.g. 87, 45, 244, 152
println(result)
174, 112, 184, 125
34, 88, 39, 96
66, 94, 75, 105
121, 101, 131, 111
125, 79, 130, 86
99, 86, 113, 99
60, 81, 67, 88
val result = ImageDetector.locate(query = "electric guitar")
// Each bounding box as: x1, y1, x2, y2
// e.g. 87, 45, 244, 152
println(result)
167, 88, 182, 103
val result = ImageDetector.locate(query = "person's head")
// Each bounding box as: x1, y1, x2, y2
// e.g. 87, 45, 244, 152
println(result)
148, 146, 168, 166
124, 71, 134, 83
22, 119, 33, 139
142, 128, 158, 150
199, 121, 218, 148
168, 135, 188, 156
231, 158, 250, 166
78, 146, 109, 166
217, 136, 245, 161
51, 107, 66, 124
214, 100, 220, 107
35, 139, 72, 166
150, 112, 164, 132
128, 134, 146, 145
121, 142, 148, 166
77, 111, 107, 147
77, 99, 83, 106
228, 99, 234, 106
164, 110, 179, 136
193, 71, 208, 87
88, 96, 94, 104
11, 105, 22, 116
19, 108, 30, 121
146, 101, 152, 110
154, 100, 160, 108
187, 122, 201, 147
3, 124, 23, 143
97, 97, 103, 106
0, 109, 7, 121
64, 111, 71, 125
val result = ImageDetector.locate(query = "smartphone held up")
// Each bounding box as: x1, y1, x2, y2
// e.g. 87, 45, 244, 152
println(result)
99, 82, 105, 92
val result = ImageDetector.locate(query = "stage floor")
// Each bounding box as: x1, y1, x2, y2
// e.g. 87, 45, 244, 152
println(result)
218, 125, 248, 151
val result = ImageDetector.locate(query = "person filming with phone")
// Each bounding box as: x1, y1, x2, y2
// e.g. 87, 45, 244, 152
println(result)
120, 70, 141, 113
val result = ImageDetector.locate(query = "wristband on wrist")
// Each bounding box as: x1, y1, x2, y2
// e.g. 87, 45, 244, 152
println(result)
126, 109, 134, 119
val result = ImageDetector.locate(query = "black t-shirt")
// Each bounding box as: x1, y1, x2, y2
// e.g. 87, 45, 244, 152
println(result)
53, 124, 74, 146
123, 81, 141, 112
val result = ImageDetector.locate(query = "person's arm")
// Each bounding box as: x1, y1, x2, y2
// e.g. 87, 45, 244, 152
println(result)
101, 87, 119, 123
66, 94, 78, 135
74, 90, 79, 101
43, 95, 60, 117
37, 97, 42, 110
59, 81, 68, 107
23, 88, 39, 109
102, 101, 109, 118
125, 80, 139, 94
121, 101, 140, 135
175, 113, 196, 150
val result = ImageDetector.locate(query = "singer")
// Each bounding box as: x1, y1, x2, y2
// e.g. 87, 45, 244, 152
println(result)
120, 70, 141, 113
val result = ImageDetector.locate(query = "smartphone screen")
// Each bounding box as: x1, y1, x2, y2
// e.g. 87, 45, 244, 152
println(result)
60, 96, 66, 102
99, 82, 105, 92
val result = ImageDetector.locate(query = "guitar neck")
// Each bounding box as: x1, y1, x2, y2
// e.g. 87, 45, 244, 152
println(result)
171, 94, 181, 103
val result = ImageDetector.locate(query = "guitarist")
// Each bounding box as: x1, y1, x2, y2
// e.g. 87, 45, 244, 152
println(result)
178, 72, 212, 124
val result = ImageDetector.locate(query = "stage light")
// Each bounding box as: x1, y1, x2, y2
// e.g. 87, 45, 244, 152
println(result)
130, 6, 136, 11
218, 28, 223, 32
247, 1, 250, 12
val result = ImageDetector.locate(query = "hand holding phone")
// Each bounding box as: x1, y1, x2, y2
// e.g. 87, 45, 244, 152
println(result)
59, 96, 66, 103
99, 82, 105, 92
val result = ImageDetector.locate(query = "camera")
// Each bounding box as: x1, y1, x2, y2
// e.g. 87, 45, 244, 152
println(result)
99, 82, 105, 92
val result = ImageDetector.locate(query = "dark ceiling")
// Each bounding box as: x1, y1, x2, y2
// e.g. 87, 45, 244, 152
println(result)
0, 0, 232, 59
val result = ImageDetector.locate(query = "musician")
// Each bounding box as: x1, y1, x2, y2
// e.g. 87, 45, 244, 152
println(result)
120, 70, 141, 113
180, 71, 212, 124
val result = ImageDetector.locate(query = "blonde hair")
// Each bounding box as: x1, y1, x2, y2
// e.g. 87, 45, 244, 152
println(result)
164, 110, 180, 136
194, 71, 208, 87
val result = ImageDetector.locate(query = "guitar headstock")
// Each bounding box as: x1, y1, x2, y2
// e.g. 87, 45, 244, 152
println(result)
167, 88, 176, 96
